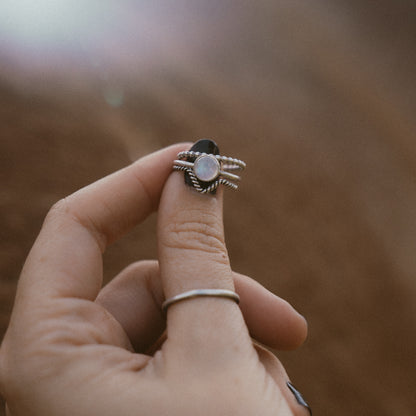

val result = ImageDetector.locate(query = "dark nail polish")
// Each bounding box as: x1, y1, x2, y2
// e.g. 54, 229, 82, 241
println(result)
184, 139, 220, 193
287, 381, 312, 415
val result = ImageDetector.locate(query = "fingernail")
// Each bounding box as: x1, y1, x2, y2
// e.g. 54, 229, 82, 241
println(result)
287, 381, 312, 415
184, 138, 220, 193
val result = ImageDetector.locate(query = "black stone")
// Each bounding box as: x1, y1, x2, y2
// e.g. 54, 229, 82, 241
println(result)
190, 139, 220, 156
184, 139, 220, 193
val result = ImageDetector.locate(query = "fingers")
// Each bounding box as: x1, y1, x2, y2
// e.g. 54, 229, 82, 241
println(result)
234, 273, 308, 350
96, 260, 307, 353
158, 173, 233, 297
16, 143, 190, 304
157, 169, 251, 355
95, 261, 165, 352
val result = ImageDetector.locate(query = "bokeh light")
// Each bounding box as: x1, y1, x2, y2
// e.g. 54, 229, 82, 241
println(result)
0, 0, 160, 74
0, 0, 110, 49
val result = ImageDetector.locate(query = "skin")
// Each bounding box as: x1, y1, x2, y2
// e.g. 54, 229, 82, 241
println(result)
0, 143, 309, 415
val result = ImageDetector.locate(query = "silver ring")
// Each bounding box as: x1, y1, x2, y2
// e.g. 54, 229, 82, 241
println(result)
162, 289, 240, 313
173, 151, 246, 194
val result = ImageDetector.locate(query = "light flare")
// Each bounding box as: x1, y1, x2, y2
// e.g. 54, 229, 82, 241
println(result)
0, 0, 112, 50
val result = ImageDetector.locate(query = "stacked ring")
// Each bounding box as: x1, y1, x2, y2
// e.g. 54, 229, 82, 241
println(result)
173, 139, 246, 194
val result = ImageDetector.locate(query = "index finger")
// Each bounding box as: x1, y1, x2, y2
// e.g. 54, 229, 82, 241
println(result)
17, 143, 190, 302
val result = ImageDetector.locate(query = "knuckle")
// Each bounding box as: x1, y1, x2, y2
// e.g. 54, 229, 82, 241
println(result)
44, 198, 107, 249
40, 198, 74, 237
163, 213, 227, 256
46, 197, 85, 228
43, 198, 77, 233
44, 197, 70, 223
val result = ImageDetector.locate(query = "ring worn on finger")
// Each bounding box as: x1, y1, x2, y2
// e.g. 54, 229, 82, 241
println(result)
162, 289, 240, 314
173, 139, 246, 194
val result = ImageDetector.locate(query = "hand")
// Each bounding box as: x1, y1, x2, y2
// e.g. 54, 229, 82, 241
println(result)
0, 143, 309, 415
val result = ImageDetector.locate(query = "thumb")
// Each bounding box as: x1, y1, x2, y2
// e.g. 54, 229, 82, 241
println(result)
157, 140, 250, 362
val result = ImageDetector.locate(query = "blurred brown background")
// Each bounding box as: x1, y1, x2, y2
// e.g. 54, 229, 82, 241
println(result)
1, 1, 416, 415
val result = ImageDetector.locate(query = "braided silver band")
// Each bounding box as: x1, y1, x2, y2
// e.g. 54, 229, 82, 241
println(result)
162, 289, 240, 313
177, 151, 246, 170
173, 151, 246, 194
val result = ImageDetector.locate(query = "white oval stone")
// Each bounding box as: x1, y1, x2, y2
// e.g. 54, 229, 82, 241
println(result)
193, 155, 220, 182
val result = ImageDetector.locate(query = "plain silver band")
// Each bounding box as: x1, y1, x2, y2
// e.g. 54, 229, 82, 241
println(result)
162, 289, 240, 313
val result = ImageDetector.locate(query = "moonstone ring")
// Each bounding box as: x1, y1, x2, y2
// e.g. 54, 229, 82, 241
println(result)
173, 139, 246, 194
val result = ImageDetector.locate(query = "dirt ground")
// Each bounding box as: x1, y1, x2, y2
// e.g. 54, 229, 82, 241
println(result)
1, 1, 416, 415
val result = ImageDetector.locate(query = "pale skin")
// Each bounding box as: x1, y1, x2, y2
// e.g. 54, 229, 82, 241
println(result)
0, 143, 309, 415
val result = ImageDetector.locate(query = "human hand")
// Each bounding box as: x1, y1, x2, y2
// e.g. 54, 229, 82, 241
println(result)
0, 143, 310, 415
